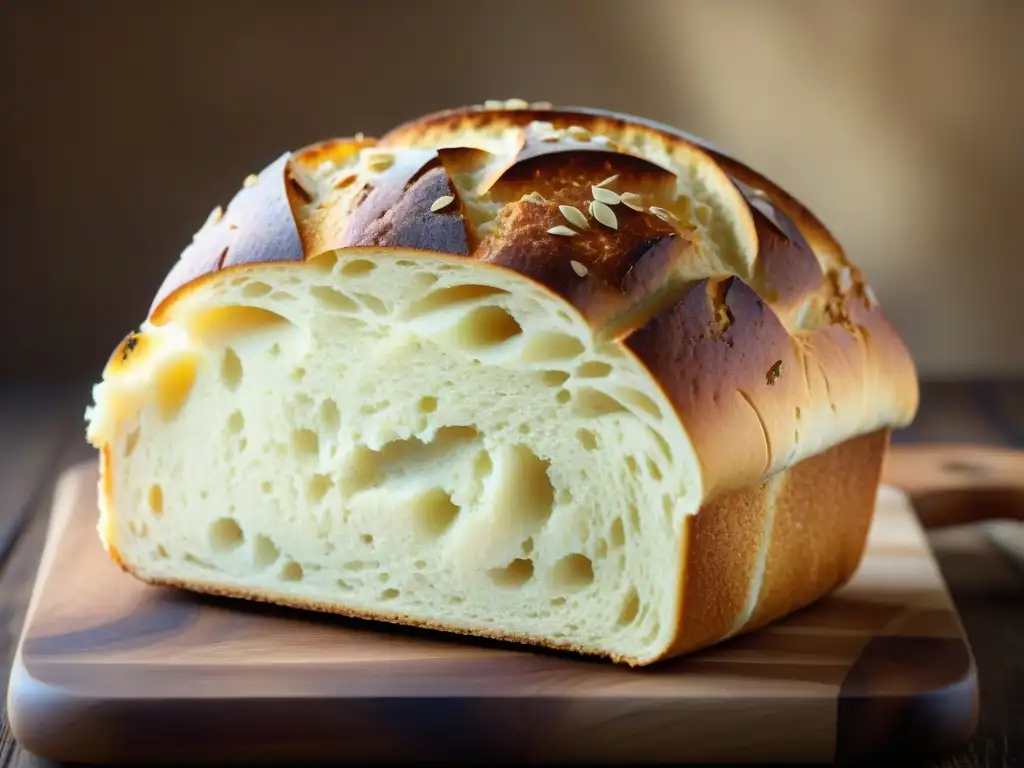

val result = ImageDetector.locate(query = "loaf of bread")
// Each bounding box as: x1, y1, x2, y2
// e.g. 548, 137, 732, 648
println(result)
84, 101, 918, 665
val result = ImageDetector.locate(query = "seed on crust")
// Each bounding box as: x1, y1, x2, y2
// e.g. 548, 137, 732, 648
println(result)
591, 200, 618, 230
205, 205, 223, 227
620, 192, 644, 211
570, 260, 589, 277
559, 205, 589, 230
504, 98, 530, 109
522, 191, 547, 204
430, 195, 455, 212
649, 206, 678, 224
243, 174, 259, 188
567, 125, 591, 142
366, 153, 394, 173
592, 186, 621, 205
596, 174, 619, 188
547, 225, 577, 237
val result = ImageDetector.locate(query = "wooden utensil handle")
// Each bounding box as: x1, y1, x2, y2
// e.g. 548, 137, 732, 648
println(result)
883, 444, 1024, 528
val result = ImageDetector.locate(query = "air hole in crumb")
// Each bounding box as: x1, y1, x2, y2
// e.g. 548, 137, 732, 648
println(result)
308, 473, 334, 502
249, 536, 278, 569
662, 494, 674, 519
595, 538, 609, 559
520, 332, 585, 363
226, 410, 244, 434
625, 455, 639, 475
261, 481, 273, 494
239, 437, 248, 452
210, 517, 244, 552
124, 426, 141, 457
361, 533, 374, 545
577, 361, 613, 378
650, 428, 673, 462
551, 553, 594, 591
556, 389, 572, 404
550, 597, 566, 606
379, 572, 390, 583
220, 348, 243, 391
522, 537, 534, 554
337, 579, 353, 591
280, 561, 303, 582
576, 428, 598, 451
291, 367, 306, 382
156, 545, 169, 559
381, 588, 400, 600
557, 487, 573, 505
294, 392, 314, 409
406, 284, 509, 317
540, 370, 570, 387
341, 259, 377, 277
572, 389, 627, 418
450, 305, 522, 349
270, 291, 296, 302
155, 354, 198, 419
269, 342, 281, 356
355, 293, 388, 315
148, 484, 164, 517
292, 428, 319, 456
518, 423, 530, 435
628, 505, 642, 534
311, 286, 359, 312
647, 457, 663, 481
414, 559, 427, 570
472, 449, 493, 481
129, 519, 148, 538
618, 588, 641, 625
488, 558, 534, 588
411, 487, 460, 539
615, 387, 662, 419
418, 396, 437, 414
610, 518, 626, 547
241, 281, 272, 298
320, 398, 340, 432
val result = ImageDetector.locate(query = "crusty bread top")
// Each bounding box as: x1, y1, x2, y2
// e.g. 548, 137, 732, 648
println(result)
141, 99, 918, 499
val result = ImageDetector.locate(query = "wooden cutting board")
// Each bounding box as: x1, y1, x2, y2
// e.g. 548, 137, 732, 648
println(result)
7, 460, 978, 765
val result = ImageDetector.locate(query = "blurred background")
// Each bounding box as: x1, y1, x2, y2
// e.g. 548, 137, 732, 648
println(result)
2, 0, 1023, 381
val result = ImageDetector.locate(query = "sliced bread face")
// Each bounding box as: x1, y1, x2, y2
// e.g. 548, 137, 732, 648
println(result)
89, 250, 701, 664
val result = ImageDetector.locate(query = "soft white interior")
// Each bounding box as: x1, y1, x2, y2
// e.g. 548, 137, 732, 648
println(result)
87, 251, 703, 662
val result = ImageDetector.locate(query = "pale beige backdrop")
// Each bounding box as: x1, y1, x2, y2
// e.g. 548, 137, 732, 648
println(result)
2, 0, 1021, 378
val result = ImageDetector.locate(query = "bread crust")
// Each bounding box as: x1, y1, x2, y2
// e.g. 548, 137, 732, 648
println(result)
103, 429, 888, 666
140, 103, 917, 497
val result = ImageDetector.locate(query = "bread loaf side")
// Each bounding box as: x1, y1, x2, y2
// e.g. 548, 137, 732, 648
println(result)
85, 101, 917, 665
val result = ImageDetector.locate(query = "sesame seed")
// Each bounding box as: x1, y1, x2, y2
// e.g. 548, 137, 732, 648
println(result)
547, 225, 577, 237
588, 200, 597, 217
559, 205, 589, 230
540, 133, 560, 143
243, 174, 259, 188
354, 132, 365, 141
430, 195, 455, 212
529, 120, 555, 133
567, 125, 591, 141
620, 192, 644, 211
591, 200, 618, 230
505, 98, 530, 109
649, 206, 678, 223
522, 191, 547, 204
837, 267, 853, 293
596, 174, 619, 188
484, 99, 503, 109
570, 260, 589, 277
864, 284, 879, 307
366, 153, 394, 173
592, 186, 621, 205
334, 173, 358, 190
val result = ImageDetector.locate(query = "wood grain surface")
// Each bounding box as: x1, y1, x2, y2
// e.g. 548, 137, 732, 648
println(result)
6, 462, 976, 765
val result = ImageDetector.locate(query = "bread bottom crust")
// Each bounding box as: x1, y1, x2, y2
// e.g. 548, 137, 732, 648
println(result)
104, 429, 888, 666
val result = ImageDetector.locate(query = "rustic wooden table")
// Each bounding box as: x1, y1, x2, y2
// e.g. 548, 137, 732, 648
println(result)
1, 380, 1022, 767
